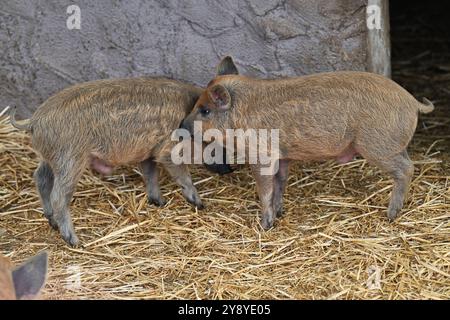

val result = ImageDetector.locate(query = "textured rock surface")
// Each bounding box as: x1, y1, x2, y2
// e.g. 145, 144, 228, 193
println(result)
1, 0, 369, 118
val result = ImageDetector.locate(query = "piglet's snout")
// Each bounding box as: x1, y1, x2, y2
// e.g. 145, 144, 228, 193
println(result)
179, 119, 193, 136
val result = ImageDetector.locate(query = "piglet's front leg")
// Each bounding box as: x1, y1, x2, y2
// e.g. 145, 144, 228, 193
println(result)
251, 164, 276, 230
163, 163, 204, 209
273, 159, 290, 217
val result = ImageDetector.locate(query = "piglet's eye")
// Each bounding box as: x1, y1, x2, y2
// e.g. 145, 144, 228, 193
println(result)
200, 107, 210, 116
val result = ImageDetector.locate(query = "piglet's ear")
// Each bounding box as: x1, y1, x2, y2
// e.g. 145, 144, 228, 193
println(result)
217, 56, 239, 76
208, 84, 231, 110
12, 251, 48, 300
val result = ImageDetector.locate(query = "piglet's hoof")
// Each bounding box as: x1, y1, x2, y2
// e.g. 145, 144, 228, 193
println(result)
197, 203, 205, 210
68, 236, 80, 248
387, 207, 401, 222
192, 201, 205, 210
61, 231, 80, 248
186, 194, 204, 210
47, 218, 59, 231
148, 196, 167, 207
260, 214, 274, 230
64, 236, 80, 248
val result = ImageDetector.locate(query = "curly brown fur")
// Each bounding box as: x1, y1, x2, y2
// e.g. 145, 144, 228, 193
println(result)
12, 78, 226, 246
182, 56, 434, 229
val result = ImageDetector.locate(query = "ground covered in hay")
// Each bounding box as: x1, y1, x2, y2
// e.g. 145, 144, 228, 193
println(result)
1, 107, 449, 299
1, 4, 449, 300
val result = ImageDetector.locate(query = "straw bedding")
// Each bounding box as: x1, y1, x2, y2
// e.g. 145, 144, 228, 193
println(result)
0, 98, 448, 299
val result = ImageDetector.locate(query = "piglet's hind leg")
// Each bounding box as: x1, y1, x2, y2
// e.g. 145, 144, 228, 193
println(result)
49, 157, 85, 247
367, 150, 414, 221
34, 161, 58, 230
141, 158, 166, 207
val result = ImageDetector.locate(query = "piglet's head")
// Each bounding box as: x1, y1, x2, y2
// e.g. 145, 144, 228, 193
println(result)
180, 56, 239, 142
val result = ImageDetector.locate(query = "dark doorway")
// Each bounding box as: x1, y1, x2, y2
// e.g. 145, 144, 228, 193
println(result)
390, 0, 450, 154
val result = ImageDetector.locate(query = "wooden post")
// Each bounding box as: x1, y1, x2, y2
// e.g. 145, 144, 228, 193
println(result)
367, 0, 391, 77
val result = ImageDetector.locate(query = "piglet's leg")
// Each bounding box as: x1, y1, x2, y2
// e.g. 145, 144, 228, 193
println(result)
34, 161, 57, 230
368, 150, 414, 221
251, 164, 276, 230
273, 159, 290, 217
163, 163, 204, 209
140, 158, 166, 207
49, 157, 85, 247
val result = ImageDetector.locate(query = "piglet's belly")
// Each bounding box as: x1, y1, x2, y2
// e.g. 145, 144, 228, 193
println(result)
89, 146, 152, 175
90, 157, 114, 175
287, 143, 359, 163
336, 147, 358, 164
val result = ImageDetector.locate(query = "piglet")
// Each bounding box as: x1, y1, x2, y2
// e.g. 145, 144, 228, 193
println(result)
10, 77, 231, 246
181, 57, 434, 229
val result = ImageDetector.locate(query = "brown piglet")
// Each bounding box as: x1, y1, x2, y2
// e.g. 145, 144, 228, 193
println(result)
0, 251, 48, 300
181, 57, 434, 229
10, 77, 231, 246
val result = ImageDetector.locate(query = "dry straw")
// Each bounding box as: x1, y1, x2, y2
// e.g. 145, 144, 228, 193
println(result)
0, 104, 449, 299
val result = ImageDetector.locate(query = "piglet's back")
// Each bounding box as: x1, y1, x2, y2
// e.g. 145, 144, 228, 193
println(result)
302, 71, 420, 108
28, 78, 202, 159
248, 71, 422, 112
32, 77, 201, 123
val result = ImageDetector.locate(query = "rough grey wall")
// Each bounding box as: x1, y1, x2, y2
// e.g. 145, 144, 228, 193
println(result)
1, 0, 369, 118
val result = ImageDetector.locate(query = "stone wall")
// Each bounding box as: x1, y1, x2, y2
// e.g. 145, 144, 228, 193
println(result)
1, 0, 377, 118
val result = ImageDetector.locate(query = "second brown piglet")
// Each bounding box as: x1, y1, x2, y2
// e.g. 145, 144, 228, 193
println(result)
10, 77, 231, 246
181, 57, 434, 229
